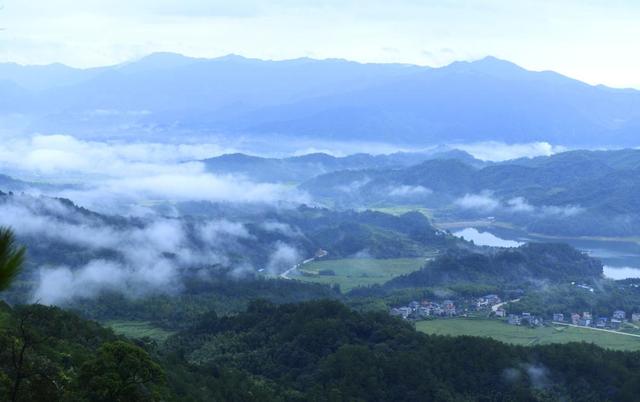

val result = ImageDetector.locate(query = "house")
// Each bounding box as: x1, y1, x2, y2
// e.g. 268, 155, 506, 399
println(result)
409, 301, 420, 310
417, 307, 431, 318
442, 300, 456, 316
495, 308, 507, 318
611, 319, 622, 330
442, 300, 455, 309
596, 317, 608, 328
520, 313, 532, 326
398, 307, 412, 319
508, 314, 521, 325
552, 313, 564, 322
582, 312, 592, 320
632, 313, 640, 323
571, 313, 581, 325
476, 298, 489, 308
477, 294, 501, 307
486, 294, 501, 303
613, 310, 626, 320
578, 318, 591, 327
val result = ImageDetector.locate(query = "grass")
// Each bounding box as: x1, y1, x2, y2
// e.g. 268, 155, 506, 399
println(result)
104, 320, 175, 342
293, 257, 430, 292
416, 318, 640, 351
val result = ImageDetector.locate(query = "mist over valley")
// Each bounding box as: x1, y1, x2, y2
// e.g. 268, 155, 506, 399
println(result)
3, 4, 640, 399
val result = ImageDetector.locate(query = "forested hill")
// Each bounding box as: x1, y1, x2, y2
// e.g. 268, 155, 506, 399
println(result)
301, 149, 640, 236
200, 150, 484, 183
162, 299, 640, 401
0, 192, 458, 306
303, 149, 640, 208
385, 243, 603, 289
4, 299, 640, 401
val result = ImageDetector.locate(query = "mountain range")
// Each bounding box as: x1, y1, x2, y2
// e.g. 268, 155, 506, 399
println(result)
301, 149, 640, 236
3, 53, 640, 146
200, 149, 484, 182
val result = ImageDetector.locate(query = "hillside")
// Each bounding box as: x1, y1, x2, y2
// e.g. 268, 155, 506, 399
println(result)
302, 149, 640, 236
200, 150, 481, 183
385, 243, 603, 289
0, 192, 456, 306
161, 299, 640, 401
5, 299, 640, 401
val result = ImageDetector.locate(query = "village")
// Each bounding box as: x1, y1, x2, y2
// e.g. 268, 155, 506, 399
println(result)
390, 294, 640, 332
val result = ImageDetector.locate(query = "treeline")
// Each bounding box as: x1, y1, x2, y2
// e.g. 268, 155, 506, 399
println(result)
4, 299, 640, 401
68, 274, 341, 330
162, 299, 640, 401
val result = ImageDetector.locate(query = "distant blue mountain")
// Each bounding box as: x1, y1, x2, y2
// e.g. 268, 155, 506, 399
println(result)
200, 149, 484, 182
2, 53, 640, 147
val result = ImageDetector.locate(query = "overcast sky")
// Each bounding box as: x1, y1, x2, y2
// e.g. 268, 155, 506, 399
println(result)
1, 0, 639, 88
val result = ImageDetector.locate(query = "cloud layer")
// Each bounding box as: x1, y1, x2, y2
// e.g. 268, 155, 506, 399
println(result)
454, 192, 584, 217
0, 134, 310, 214
0, 194, 301, 304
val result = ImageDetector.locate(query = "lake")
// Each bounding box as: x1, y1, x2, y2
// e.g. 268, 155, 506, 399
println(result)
453, 226, 640, 280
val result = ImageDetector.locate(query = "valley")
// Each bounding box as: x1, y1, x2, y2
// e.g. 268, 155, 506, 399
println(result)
3, 16, 640, 399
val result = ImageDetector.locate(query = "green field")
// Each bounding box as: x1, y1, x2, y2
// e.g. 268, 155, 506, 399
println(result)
293, 257, 429, 291
105, 320, 175, 342
416, 318, 640, 351
369, 206, 433, 218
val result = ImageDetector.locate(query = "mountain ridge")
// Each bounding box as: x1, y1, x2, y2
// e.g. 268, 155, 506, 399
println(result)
3, 53, 640, 147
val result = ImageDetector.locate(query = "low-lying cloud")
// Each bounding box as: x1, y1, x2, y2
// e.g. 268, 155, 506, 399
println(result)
388, 185, 432, 197
0, 194, 303, 304
266, 241, 300, 275
454, 191, 501, 212
0, 134, 310, 214
454, 141, 566, 162
454, 192, 584, 217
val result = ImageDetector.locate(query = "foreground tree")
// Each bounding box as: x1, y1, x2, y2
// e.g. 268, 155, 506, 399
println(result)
77, 341, 167, 402
0, 227, 25, 291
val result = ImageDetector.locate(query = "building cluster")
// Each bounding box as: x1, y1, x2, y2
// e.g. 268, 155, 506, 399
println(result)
507, 312, 544, 327
553, 310, 640, 329
475, 294, 501, 309
475, 294, 507, 317
390, 299, 457, 320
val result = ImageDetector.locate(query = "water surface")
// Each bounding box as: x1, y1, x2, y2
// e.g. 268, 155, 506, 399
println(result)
454, 226, 640, 279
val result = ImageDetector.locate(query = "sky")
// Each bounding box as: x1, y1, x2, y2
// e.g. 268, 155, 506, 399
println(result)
1, 0, 640, 88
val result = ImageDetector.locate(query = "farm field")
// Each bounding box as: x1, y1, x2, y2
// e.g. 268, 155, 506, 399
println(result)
369, 206, 433, 218
104, 320, 175, 342
416, 318, 640, 351
293, 257, 430, 292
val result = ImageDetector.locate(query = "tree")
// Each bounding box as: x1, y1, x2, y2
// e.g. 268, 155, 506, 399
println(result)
0, 227, 25, 291
77, 341, 166, 402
